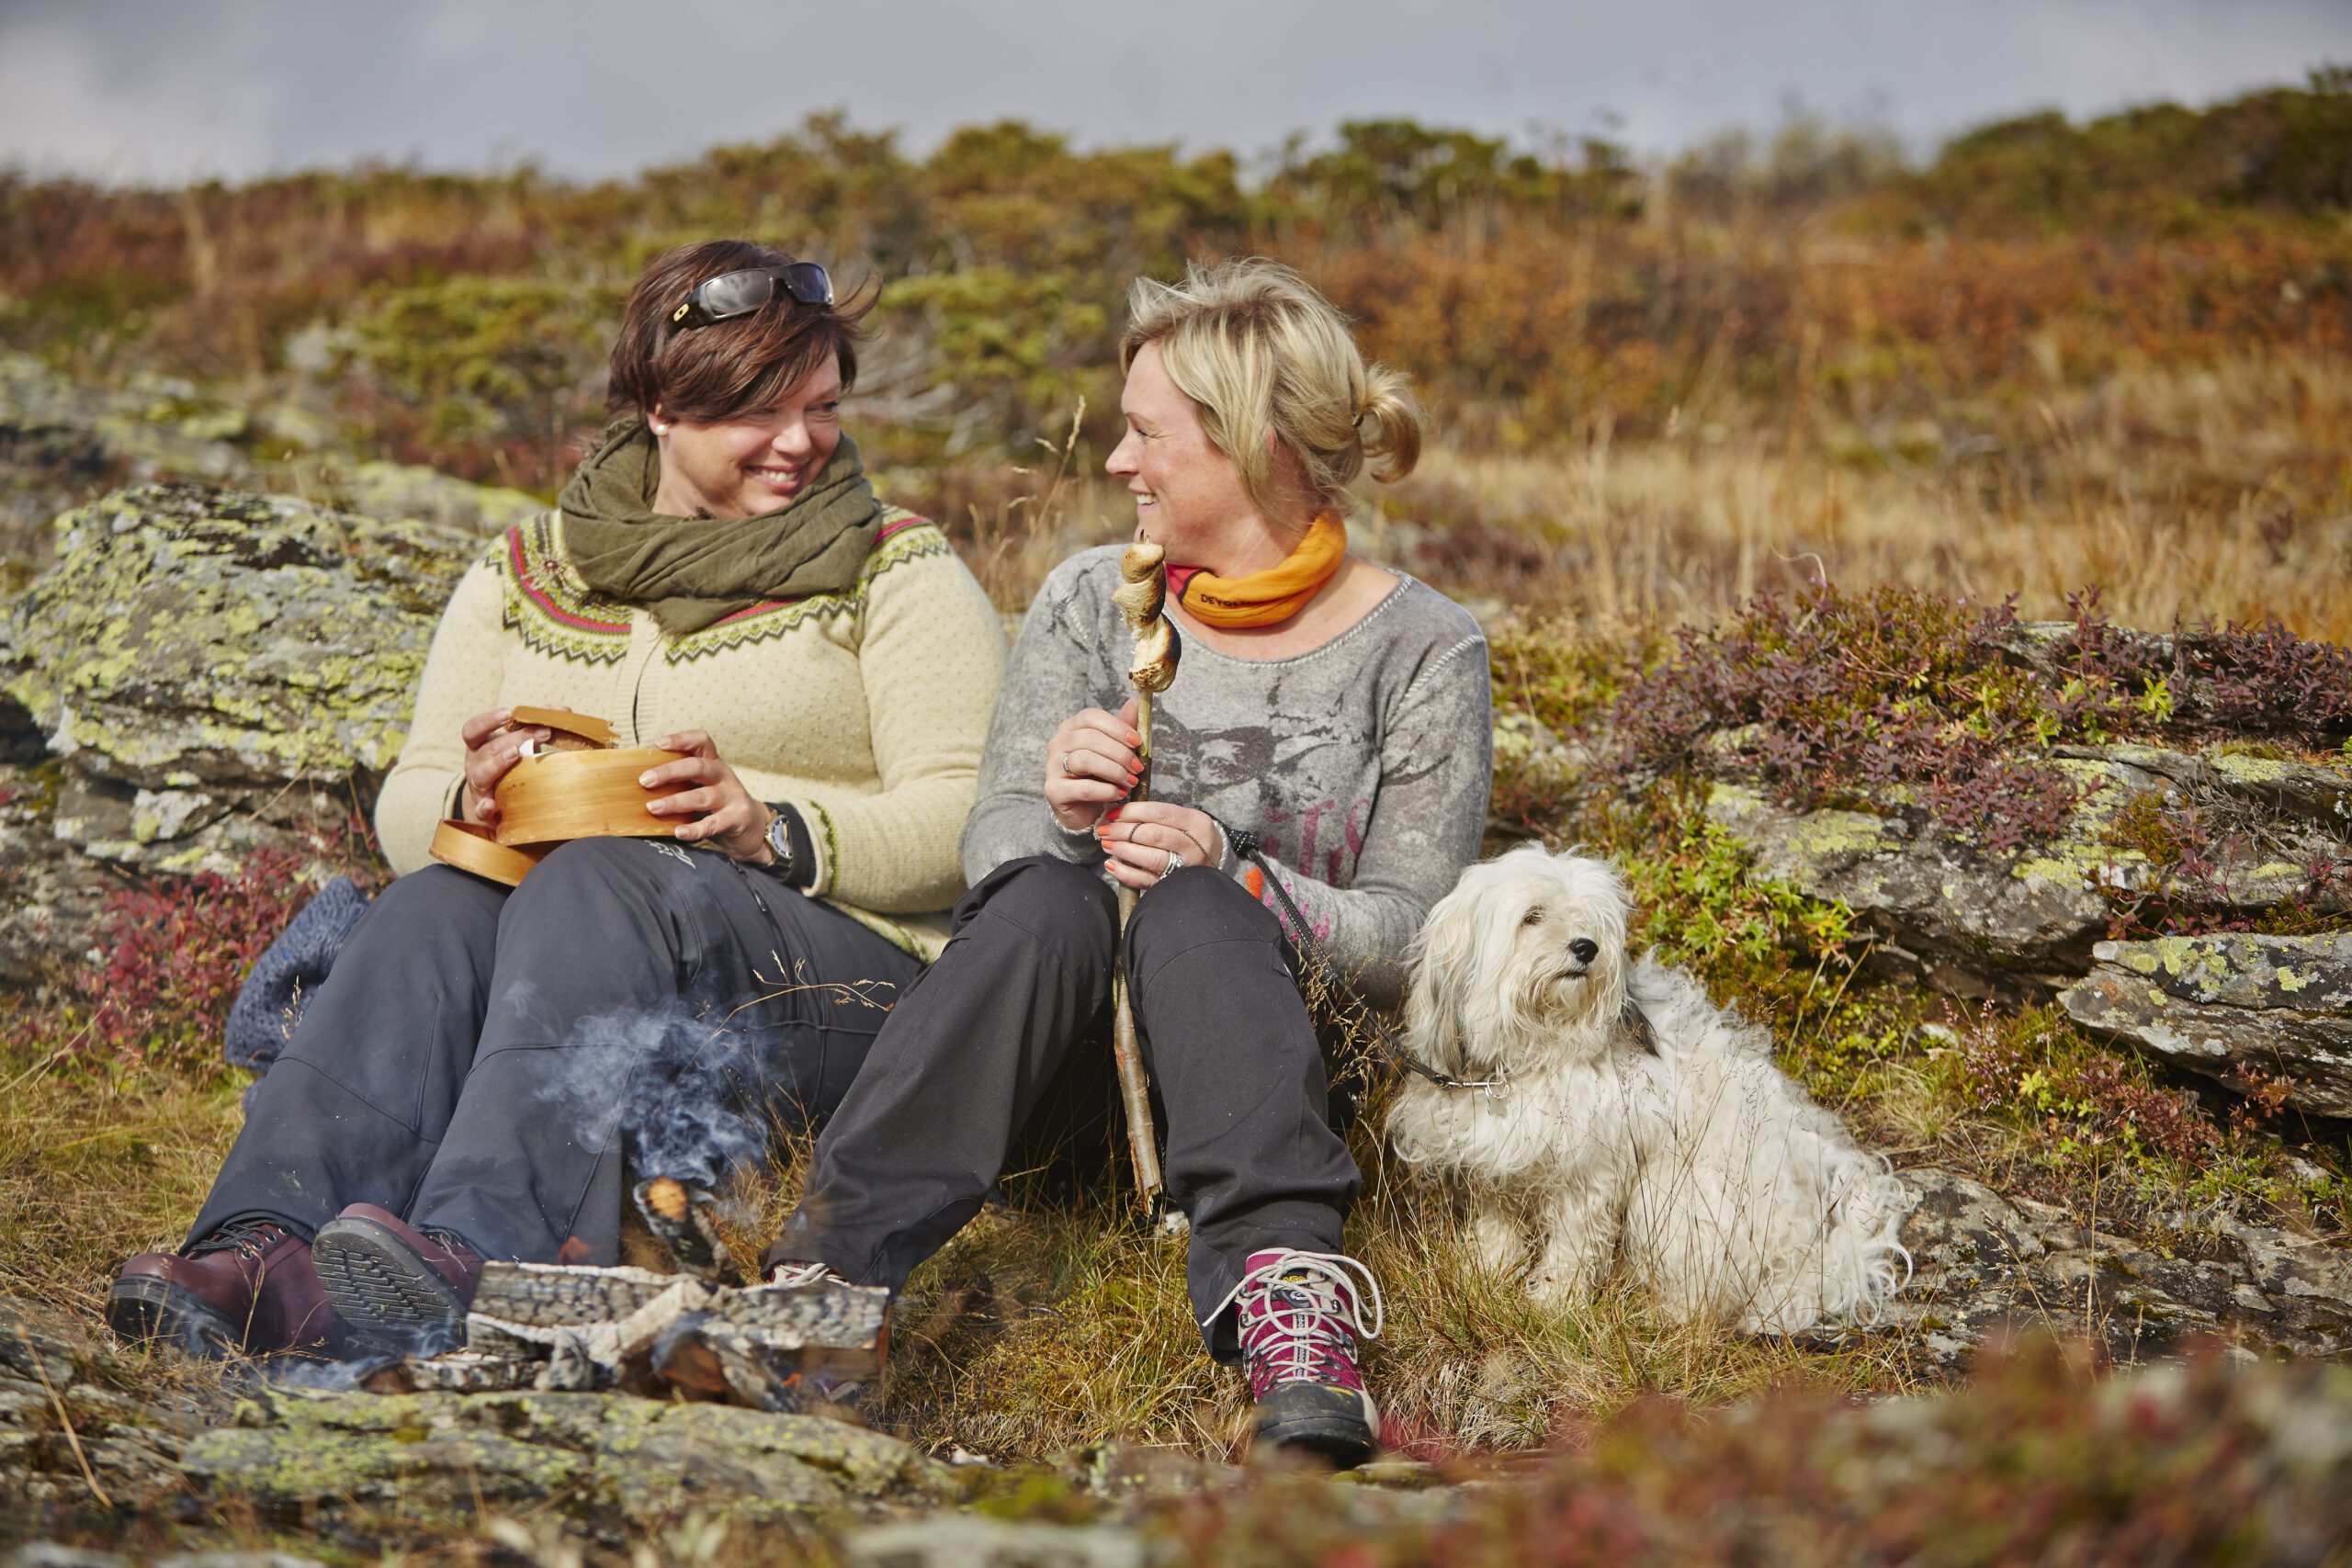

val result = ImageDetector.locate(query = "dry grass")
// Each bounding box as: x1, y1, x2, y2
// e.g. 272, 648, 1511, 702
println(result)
0, 1046, 244, 1313
0, 1040, 255, 1415
0, 1032, 1936, 1469
676, 1088, 1929, 1466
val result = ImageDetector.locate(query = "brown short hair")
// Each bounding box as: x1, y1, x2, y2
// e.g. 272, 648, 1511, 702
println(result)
605, 239, 877, 423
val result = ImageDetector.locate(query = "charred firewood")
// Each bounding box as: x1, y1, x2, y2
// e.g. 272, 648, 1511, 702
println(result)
447, 1259, 890, 1408
632, 1175, 742, 1286
395, 1350, 541, 1393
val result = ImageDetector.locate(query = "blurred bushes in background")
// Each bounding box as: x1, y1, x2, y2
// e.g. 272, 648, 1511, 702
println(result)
1, 70, 2346, 496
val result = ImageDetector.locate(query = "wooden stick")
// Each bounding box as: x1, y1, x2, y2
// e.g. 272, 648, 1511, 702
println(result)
1109, 535, 1180, 1212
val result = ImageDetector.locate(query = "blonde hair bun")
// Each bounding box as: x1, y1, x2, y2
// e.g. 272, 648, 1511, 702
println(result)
1121, 258, 1423, 521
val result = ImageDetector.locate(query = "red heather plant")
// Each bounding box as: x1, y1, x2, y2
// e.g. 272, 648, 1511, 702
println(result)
54, 822, 381, 1072
1606, 583, 2088, 852
79, 849, 311, 1069
2044, 589, 2352, 741
1953, 1006, 2227, 1172
1602, 582, 2352, 855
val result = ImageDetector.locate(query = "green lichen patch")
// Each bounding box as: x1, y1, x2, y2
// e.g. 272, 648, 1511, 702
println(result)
3, 483, 472, 790
185, 1387, 957, 1529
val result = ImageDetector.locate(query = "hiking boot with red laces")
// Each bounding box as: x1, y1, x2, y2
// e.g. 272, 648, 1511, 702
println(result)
107, 1217, 349, 1359
311, 1202, 485, 1352
1223, 1247, 1385, 1468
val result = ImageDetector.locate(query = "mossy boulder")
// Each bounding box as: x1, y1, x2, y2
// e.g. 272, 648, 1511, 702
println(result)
180, 1386, 959, 1529
2059, 932, 2352, 1116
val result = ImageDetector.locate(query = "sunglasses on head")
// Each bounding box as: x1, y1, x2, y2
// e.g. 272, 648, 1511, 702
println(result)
668, 262, 834, 329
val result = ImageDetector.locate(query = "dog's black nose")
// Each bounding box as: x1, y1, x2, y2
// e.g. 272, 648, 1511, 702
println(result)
1568, 938, 1600, 965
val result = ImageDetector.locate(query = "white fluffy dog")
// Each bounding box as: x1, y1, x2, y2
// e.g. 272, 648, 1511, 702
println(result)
1386, 845, 1911, 1336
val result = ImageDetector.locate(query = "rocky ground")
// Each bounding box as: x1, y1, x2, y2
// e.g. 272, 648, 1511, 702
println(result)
5, 1296, 2350, 1564
1, 371, 2349, 1561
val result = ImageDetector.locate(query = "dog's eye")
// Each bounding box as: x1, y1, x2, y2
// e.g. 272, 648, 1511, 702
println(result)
1520, 908, 1545, 927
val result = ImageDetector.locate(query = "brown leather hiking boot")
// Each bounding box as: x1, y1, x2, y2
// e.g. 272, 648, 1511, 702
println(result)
311, 1202, 485, 1352
107, 1218, 350, 1359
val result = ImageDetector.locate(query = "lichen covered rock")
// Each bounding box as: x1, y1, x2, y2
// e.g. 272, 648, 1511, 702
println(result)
2059, 932, 2352, 1116
180, 1386, 959, 1528
340, 459, 544, 537
1888, 1168, 2352, 1370
1705, 742, 2350, 998
6, 482, 469, 794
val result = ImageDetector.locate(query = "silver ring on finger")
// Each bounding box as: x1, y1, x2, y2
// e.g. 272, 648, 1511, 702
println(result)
1058, 750, 1076, 776
1159, 849, 1182, 881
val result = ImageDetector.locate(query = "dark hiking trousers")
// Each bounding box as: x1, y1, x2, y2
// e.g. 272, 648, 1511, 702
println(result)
187, 837, 923, 1266
763, 854, 1362, 1362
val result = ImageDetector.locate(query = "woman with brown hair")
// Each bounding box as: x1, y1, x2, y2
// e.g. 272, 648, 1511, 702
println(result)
107, 240, 1006, 1359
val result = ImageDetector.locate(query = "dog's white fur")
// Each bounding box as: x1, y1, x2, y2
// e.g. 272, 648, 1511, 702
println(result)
1386, 844, 1911, 1336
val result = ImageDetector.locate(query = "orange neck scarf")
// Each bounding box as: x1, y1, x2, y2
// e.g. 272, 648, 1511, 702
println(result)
1166, 514, 1348, 628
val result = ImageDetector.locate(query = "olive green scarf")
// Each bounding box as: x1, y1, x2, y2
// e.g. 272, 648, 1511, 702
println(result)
556, 420, 883, 635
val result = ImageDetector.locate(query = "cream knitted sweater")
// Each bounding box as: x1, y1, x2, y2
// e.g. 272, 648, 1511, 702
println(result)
375, 507, 1007, 958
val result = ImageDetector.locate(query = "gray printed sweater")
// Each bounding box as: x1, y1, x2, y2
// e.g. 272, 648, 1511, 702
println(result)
959, 546, 1493, 1005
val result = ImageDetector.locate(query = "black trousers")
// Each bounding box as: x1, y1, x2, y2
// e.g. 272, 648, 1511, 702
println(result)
188, 838, 924, 1265
764, 855, 1362, 1361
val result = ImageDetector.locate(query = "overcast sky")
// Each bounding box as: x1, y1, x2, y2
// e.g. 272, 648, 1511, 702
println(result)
3, 0, 2347, 186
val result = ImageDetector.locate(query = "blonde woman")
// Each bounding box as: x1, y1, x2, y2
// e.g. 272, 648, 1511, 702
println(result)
763, 259, 1492, 1466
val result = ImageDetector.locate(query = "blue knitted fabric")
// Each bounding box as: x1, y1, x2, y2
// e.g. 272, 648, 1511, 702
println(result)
224, 874, 374, 1076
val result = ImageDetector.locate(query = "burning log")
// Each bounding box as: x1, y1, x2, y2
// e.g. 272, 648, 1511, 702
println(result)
633, 1176, 742, 1286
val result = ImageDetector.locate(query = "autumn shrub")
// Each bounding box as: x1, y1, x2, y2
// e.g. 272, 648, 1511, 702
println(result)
1595, 581, 2352, 855
13, 828, 379, 1075
6, 79, 2350, 489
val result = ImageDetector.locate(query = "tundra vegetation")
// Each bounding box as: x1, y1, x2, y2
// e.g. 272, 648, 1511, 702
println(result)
1, 72, 2350, 1562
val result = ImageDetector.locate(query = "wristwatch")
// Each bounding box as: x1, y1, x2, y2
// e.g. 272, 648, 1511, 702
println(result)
763, 807, 797, 883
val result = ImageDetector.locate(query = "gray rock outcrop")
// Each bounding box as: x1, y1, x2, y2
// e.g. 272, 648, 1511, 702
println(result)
1703, 744, 2351, 1000
2059, 932, 2352, 1116
0, 355, 251, 570
1888, 1167, 2352, 1370
0, 482, 472, 981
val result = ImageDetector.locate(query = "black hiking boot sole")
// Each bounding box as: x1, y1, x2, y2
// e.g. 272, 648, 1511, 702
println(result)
105, 1274, 245, 1359
311, 1214, 469, 1352
1251, 1381, 1380, 1470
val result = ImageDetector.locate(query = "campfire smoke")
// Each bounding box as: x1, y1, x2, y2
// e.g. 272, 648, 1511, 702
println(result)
524, 987, 771, 1209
